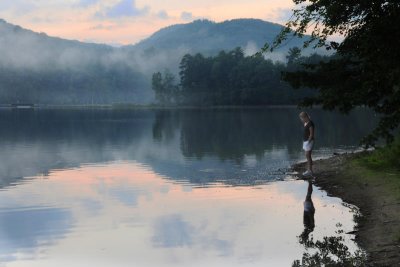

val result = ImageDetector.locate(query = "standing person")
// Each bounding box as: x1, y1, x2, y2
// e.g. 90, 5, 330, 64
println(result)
299, 112, 315, 177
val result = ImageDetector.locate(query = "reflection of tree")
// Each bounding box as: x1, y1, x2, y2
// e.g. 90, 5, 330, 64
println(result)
293, 234, 367, 267
152, 110, 179, 143
179, 108, 310, 162
152, 108, 377, 162
294, 181, 366, 266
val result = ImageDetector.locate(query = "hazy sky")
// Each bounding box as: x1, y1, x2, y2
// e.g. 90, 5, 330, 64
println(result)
0, 0, 295, 45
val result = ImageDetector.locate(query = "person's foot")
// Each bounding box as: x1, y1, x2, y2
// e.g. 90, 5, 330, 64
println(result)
302, 170, 313, 177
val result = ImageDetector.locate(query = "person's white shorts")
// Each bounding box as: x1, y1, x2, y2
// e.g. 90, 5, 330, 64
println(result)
303, 140, 314, 151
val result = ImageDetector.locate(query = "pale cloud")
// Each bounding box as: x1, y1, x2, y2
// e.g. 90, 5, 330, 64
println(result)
95, 0, 150, 18
180, 11, 193, 21
0, 0, 37, 15
156, 10, 169, 20
75, 0, 100, 8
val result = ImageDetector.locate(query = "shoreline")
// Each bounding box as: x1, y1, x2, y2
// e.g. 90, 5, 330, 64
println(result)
0, 104, 303, 110
292, 152, 400, 266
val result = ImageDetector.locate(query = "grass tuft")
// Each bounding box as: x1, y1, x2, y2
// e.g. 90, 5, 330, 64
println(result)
359, 137, 400, 170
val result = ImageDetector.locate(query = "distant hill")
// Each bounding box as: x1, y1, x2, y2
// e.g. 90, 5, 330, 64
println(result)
131, 19, 313, 57
125, 19, 319, 78
0, 18, 115, 70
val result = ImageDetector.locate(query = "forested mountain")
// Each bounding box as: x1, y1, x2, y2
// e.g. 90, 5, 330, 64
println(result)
132, 19, 311, 56
0, 18, 320, 105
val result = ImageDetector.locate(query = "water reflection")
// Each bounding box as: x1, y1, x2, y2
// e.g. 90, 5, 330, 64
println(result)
0, 162, 359, 266
0, 108, 375, 266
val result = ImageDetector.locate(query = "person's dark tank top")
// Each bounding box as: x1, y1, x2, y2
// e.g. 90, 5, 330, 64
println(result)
303, 121, 315, 141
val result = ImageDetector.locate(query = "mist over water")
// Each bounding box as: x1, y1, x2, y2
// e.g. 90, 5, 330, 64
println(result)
0, 107, 375, 266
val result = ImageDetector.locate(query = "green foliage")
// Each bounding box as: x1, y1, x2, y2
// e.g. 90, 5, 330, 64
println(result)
293, 234, 367, 267
170, 47, 319, 106
261, 0, 400, 146
286, 47, 302, 65
359, 136, 400, 170
152, 70, 179, 105
347, 153, 400, 202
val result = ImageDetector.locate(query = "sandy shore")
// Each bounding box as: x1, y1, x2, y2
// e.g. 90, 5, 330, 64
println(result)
292, 152, 400, 267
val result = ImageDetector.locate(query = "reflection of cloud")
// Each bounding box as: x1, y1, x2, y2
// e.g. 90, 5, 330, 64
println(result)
0, 157, 359, 265
152, 214, 234, 256
95, 0, 150, 19
79, 198, 103, 216
152, 214, 193, 247
199, 234, 233, 257
0, 208, 73, 262
109, 186, 149, 207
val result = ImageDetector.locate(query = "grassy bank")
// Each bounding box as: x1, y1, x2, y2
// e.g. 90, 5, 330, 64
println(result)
353, 141, 400, 254
355, 141, 400, 206
358, 137, 400, 172
350, 151, 400, 241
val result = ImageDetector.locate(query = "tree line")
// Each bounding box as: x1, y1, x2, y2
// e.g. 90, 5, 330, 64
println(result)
152, 47, 329, 106
0, 63, 150, 105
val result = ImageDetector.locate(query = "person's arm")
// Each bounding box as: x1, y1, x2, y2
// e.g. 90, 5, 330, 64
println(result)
308, 126, 314, 141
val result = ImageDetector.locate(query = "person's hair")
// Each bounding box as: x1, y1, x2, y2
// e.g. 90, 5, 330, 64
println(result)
299, 111, 311, 119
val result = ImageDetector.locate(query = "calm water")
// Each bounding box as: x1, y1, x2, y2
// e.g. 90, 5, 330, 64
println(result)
0, 108, 376, 266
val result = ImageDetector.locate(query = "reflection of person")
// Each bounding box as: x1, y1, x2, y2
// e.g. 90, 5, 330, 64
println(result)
300, 180, 315, 242
299, 112, 315, 177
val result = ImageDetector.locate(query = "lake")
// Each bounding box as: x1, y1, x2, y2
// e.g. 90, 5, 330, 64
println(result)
0, 107, 376, 266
